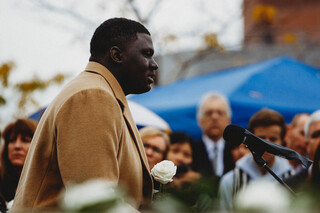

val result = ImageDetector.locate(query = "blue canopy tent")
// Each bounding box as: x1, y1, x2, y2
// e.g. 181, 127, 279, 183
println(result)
128, 56, 320, 140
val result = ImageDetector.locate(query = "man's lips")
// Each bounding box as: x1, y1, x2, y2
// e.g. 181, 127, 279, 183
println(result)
147, 76, 154, 84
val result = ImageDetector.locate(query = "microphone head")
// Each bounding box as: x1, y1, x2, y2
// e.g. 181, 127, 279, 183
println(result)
223, 124, 246, 146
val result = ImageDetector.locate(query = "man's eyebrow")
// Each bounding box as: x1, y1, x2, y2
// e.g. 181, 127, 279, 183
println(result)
143, 48, 154, 55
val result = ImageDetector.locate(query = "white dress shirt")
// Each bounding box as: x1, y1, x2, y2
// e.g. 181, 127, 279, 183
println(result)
202, 135, 225, 177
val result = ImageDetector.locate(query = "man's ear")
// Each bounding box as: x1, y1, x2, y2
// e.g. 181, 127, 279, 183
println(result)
284, 125, 292, 142
110, 46, 123, 63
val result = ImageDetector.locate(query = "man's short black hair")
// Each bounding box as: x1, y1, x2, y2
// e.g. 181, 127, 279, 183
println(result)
90, 17, 150, 60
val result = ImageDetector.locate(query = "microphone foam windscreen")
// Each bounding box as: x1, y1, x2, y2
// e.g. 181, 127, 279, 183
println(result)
223, 124, 245, 146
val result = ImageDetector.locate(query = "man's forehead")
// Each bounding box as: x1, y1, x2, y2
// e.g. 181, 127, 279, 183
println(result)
297, 115, 310, 125
203, 99, 227, 110
136, 32, 152, 42
310, 120, 320, 131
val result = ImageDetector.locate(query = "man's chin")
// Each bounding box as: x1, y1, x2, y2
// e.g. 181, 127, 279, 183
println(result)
262, 153, 275, 164
132, 85, 152, 94
207, 129, 221, 137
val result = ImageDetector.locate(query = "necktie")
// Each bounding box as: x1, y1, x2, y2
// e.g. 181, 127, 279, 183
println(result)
213, 144, 218, 174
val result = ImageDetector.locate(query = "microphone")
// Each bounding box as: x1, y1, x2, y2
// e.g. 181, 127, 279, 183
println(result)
223, 124, 312, 169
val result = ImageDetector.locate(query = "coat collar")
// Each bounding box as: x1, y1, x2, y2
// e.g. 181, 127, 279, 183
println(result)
84, 61, 127, 106
84, 61, 151, 179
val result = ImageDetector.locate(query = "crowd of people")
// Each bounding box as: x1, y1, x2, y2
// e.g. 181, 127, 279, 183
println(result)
2, 92, 319, 212
138, 91, 320, 211
0, 17, 319, 213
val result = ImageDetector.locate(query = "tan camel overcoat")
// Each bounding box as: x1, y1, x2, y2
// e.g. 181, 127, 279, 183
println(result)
11, 62, 153, 212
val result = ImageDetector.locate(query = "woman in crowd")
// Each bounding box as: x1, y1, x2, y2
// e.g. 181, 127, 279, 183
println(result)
166, 131, 201, 189
0, 118, 38, 202
223, 141, 250, 173
139, 126, 170, 170
139, 126, 170, 191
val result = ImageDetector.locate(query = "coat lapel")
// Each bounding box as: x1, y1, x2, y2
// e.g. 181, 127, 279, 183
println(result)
84, 62, 151, 171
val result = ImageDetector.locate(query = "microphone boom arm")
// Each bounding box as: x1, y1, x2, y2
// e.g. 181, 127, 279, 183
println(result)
247, 146, 296, 196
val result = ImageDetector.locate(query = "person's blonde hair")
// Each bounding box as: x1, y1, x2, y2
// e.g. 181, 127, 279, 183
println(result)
139, 126, 170, 158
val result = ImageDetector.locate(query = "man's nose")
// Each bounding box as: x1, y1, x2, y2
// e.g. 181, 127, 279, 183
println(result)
210, 112, 220, 120
150, 58, 158, 71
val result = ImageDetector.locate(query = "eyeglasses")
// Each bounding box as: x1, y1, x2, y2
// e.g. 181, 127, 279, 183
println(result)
143, 143, 165, 155
311, 130, 320, 139
204, 109, 227, 117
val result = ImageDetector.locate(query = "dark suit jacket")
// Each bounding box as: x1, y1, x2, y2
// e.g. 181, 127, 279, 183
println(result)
284, 166, 309, 191
193, 139, 234, 178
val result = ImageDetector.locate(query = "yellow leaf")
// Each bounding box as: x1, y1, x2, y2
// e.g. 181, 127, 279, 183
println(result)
252, 4, 276, 23
205, 33, 219, 47
283, 34, 297, 44
164, 35, 177, 42
51, 74, 65, 84
0, 62, 15, 87
15, 80, 48, 92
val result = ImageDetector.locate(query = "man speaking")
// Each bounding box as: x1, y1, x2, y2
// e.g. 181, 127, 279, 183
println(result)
12, 18, 158, 211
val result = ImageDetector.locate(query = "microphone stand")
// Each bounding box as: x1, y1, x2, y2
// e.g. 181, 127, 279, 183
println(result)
249, 148, 296, 197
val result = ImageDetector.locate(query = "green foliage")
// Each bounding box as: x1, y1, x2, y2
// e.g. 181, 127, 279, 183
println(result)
289, 182, 320, 212
0, 95, 6, 106
150, 176, 220, 213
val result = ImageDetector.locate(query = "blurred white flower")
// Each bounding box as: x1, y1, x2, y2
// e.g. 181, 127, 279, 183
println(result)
234, 179, 291, 212
6, 199, 14, 212
151, 160, 177, 184
60, 179, 129, 212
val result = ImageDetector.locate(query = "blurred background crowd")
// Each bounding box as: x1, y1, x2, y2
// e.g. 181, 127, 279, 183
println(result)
1, 92, 320, 212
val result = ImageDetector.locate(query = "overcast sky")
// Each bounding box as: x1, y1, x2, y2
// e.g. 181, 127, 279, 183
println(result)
0, 0, 243, 126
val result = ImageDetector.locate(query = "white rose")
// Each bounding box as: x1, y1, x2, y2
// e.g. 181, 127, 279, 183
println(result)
151, 160, 177, 184
7, 199, 14, 211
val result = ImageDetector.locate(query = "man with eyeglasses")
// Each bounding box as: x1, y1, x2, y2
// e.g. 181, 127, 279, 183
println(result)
305, 110, 320, 161
193, 92, 233, 178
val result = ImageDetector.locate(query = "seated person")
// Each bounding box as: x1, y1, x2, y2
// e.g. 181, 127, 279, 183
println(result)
285, 110, 320, 191
219, 108, 293, 211
283, 113, 310, 190
304, 110, 320, 187
0, 118, 38, 202
223, 141, 250, 173
166, 132, 201, 190
285, 113, 310, 170
231, 143, 250, 163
